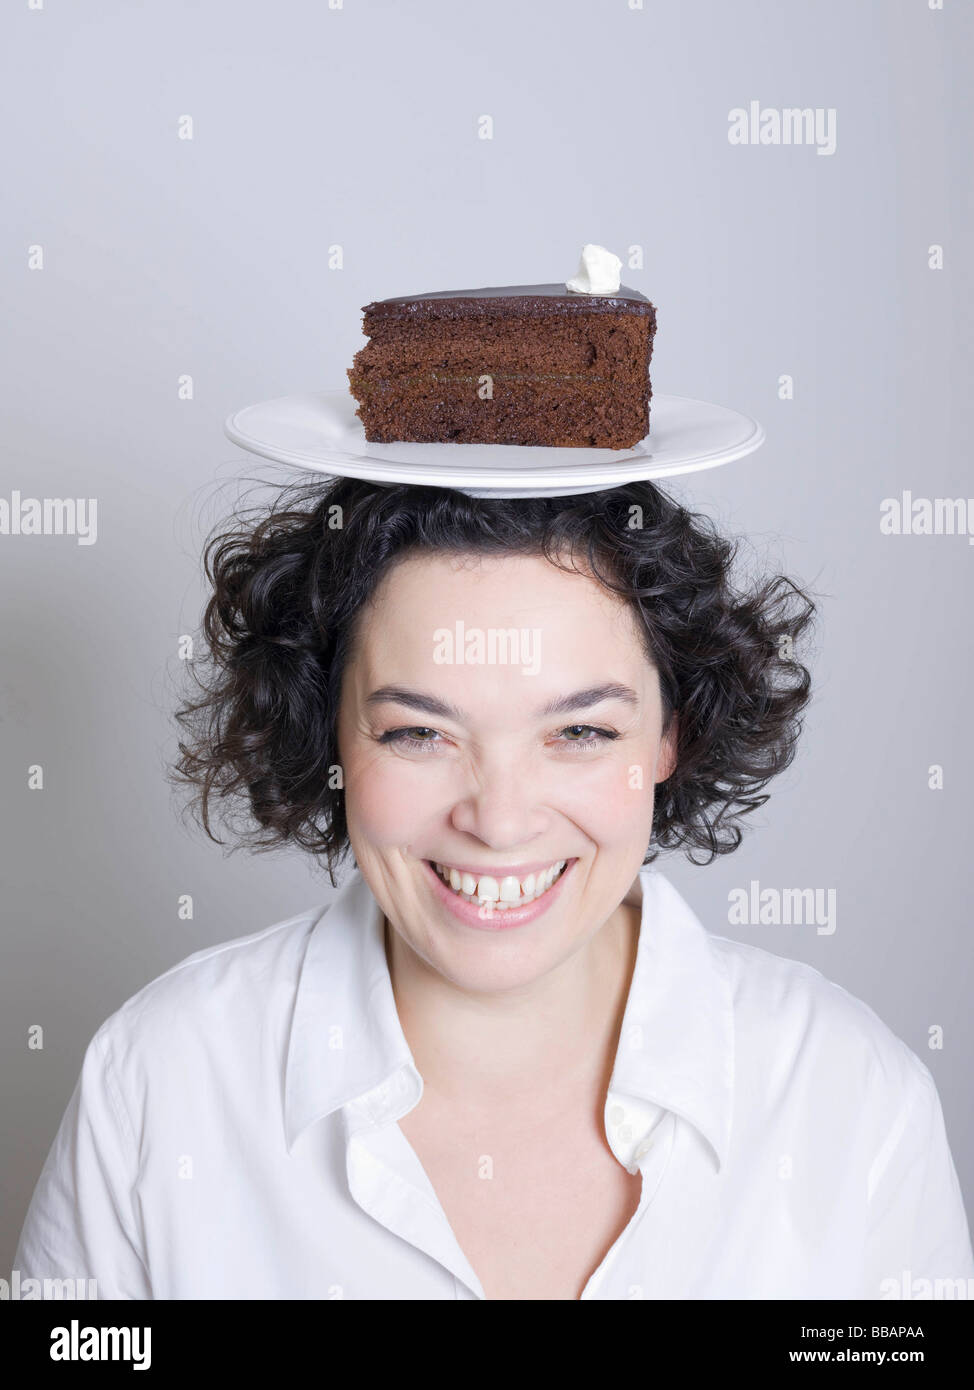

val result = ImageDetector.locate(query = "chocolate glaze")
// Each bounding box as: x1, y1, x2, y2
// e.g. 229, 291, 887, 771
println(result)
363, 282, 656, 318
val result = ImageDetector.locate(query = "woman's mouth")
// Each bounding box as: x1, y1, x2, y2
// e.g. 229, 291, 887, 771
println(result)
429, 859, 568, 909
422, 856, 576, 931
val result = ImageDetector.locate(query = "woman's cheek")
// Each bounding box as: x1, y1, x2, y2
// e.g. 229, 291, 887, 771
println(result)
343, 745, 449, 844
548, 752, 656, 845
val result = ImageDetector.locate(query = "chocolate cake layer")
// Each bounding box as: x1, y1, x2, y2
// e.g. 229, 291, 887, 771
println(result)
347, 283, 657, 449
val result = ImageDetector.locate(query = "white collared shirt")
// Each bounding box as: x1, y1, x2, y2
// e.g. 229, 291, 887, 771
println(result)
14, 867, 974, 1300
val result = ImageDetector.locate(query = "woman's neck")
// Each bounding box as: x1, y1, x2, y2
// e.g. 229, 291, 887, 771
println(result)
384, 898, 641, 1115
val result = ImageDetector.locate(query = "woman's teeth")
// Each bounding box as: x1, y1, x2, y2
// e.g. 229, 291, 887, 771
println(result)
432, 860, 568, 909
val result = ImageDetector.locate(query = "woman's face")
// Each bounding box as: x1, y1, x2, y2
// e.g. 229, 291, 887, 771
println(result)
337, 550, 677, 994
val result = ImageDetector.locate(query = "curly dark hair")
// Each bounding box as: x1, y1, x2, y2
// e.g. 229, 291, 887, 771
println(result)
172, 476, 817, 884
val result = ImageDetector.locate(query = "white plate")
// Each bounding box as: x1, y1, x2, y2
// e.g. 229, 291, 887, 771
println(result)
224, 389, 765, 497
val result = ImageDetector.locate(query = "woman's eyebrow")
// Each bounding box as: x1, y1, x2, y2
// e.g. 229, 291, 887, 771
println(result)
540, 683, 640, 717
364, 683, 640, 722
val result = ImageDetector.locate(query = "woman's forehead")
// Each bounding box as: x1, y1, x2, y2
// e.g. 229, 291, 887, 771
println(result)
342, 557, 656, 715
362, 549, 634, 630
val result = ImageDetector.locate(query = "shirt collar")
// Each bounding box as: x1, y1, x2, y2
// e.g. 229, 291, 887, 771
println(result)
284, 865, 734, 1170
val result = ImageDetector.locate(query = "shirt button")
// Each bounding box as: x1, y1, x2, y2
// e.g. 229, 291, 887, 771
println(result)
619, 1124, 633, 1142
608, 1104, 626, 1125
635, 1138, 654, 1159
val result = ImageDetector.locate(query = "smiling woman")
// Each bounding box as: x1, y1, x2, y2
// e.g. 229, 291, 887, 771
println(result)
14, 478, 974, 1301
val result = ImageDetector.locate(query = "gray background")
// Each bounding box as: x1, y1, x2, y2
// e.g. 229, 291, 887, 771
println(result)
2, 0, 972, 1271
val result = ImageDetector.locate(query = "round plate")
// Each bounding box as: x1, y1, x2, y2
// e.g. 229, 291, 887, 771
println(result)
224, 389, 764, 497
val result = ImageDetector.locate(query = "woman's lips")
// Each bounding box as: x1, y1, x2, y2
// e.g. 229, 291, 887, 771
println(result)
422, 856, 576, 931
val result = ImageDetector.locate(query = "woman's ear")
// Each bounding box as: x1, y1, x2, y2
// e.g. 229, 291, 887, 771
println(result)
655, 713, 679, 784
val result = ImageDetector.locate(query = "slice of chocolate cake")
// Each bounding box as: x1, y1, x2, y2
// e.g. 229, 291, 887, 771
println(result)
347, 281, 657, 450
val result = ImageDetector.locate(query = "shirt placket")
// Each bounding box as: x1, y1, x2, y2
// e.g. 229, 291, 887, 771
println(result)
580, 1105, 677, 1300
342, 1070, 487, 1299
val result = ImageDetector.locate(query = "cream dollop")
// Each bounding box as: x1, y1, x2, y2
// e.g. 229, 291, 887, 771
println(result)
565, 244, 622, 295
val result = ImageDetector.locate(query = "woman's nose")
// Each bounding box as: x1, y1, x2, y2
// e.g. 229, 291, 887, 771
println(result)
448, 758, 551, 849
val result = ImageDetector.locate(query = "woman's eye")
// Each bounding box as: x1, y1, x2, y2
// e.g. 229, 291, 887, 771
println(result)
555, 725, 619, 748
378, 727, 444, 751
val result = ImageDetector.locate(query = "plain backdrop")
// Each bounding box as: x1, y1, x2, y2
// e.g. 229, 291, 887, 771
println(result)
2, 0, 972, 1273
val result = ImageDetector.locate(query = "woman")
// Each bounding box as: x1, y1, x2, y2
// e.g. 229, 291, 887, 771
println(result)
14, 478, 973, 1300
